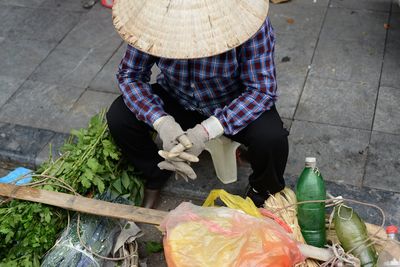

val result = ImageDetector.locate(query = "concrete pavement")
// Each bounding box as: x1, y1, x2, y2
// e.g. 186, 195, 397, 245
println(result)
0, 0, 399, 227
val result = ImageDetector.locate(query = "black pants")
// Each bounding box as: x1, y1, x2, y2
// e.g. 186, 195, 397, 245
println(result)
106, 84, 289, 195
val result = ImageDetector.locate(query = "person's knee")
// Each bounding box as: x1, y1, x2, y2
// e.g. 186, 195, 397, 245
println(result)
248, 127, 289, 156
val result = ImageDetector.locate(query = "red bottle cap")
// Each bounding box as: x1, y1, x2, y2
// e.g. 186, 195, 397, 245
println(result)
386, 225, 398, 234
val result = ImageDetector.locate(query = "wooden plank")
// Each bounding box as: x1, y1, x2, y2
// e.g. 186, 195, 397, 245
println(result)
0, 183, 343, 260
0, 183, 168, 225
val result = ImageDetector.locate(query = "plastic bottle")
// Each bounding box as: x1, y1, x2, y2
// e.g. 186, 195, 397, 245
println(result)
377, 225, 400, 267
296, 157, 327, 247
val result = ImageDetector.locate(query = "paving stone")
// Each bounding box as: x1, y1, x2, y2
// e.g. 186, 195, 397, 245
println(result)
0, 168, 10, 177
320, 8, 388, 42
90, 43, 162, 93
286, 120, 370, 186
325, 182, 400, 226
0, 76, 25, 108
281, 118, 293, 131
0, 123, 54, 167
373, 86, 400, 134
275, 32, 316, 67
163, 152, 251, 200
276, 68, 307, 119
310, 37, 384, 86
40, 0, 91, 12
8, 8, 81, 42
0, 38, 56, 81
58, 90, 119, 133
364, 132, 400, 193
30, 40, 121, 88
60, 4, 121, 49
288, 0, 329, 7
0, 80, 85, 133
0, 6, 31, 37
295, 77, 377, 130
381, 15, 400, 89
393, 0, 400, 12
0, 0, 45, 7
274, 32, 316, 119
269, 3, 326, 38
89, 44, 125, 93
35, 132, 70, 167
330, 0, 391, 12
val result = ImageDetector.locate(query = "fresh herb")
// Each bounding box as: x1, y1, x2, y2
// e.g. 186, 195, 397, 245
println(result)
145, 241, 164, 254
0, 111, 144, 266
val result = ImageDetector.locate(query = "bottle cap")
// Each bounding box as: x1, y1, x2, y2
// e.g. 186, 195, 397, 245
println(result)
305, 157, 316, 163
305, 157, 316, 168
386, 225, 398, 234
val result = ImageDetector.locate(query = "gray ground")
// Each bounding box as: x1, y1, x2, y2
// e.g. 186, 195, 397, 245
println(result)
0, 0, 400, 265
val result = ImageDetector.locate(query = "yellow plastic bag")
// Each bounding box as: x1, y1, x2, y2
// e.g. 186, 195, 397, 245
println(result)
202, 189, 262, 218
160, 190, 304, 267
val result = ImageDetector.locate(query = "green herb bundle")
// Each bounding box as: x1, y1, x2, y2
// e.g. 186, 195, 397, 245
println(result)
0, 112, 144, 266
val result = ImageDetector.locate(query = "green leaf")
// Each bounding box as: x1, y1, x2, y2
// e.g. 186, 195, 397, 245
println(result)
121, 172, 130, 189
93, 176, 105, 193
113, 179, 123, 194
145, 241, 163, 253
42, 185, 54, 191
87, 158, 100, 172
83, 169, 94, 181
81, 176, 91, 188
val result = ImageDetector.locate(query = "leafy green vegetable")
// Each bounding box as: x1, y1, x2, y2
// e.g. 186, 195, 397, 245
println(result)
0, 111, 144, 266
145, 241, 164, 254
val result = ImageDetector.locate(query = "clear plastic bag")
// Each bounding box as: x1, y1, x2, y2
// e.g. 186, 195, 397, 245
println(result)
160, 201, 304, 267
41, 192, 129, 267
41, 213, 120, 267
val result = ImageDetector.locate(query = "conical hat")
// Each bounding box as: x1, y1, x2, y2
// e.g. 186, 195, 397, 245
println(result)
112, 0, 269, 59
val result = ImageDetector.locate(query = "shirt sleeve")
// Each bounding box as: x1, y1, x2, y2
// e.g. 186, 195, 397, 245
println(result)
117, 45, 167, 126
213, 18, 277, 135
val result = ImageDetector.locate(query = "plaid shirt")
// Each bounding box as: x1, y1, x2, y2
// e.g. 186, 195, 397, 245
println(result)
117, 17, 277, 135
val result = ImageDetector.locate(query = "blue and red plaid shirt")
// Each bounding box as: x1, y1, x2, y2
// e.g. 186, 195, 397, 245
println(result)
117, 17, 277, 135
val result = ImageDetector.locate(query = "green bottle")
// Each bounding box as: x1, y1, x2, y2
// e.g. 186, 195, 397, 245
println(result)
296, 157, 327, 247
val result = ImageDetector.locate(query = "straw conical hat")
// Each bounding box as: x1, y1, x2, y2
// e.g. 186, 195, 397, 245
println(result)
112, 0, 269, 59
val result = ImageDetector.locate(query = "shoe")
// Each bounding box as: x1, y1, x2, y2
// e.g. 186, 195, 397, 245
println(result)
101, 0, 113, 8
245, 186, 269, 208
142, 189, 160, 209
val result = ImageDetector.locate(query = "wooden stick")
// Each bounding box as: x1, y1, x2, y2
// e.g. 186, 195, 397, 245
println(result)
0, 183, 168, 225
0, 183, 340, 261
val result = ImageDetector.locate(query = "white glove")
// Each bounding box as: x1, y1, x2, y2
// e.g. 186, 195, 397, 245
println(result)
157, 160, 196, 182
153, 115, 192, 151
160, 116, 224, 161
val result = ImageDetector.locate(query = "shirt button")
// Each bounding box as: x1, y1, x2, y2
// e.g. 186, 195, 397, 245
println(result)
190, 82, 195, 89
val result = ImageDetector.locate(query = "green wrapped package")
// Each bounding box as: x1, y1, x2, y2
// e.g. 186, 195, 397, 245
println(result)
41, 192, 129, 267
334, 204, 378, 267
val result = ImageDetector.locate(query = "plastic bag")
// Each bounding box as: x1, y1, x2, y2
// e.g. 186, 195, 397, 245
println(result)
41, 192, 129, 267
203, 189, 262, 218
161, 199, 304, 266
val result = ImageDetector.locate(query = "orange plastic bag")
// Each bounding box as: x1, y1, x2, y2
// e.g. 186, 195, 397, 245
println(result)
160, 202, 304, 267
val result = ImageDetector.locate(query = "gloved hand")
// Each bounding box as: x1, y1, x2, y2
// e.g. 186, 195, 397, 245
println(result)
153, 115, 192, 151
160, 116, 224, 161
158, 160, 197, 182
182, 124, 209, 157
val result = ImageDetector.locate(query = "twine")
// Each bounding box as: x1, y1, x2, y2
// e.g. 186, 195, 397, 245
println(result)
0, 173, 139, 264
267, 194, 387, 266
